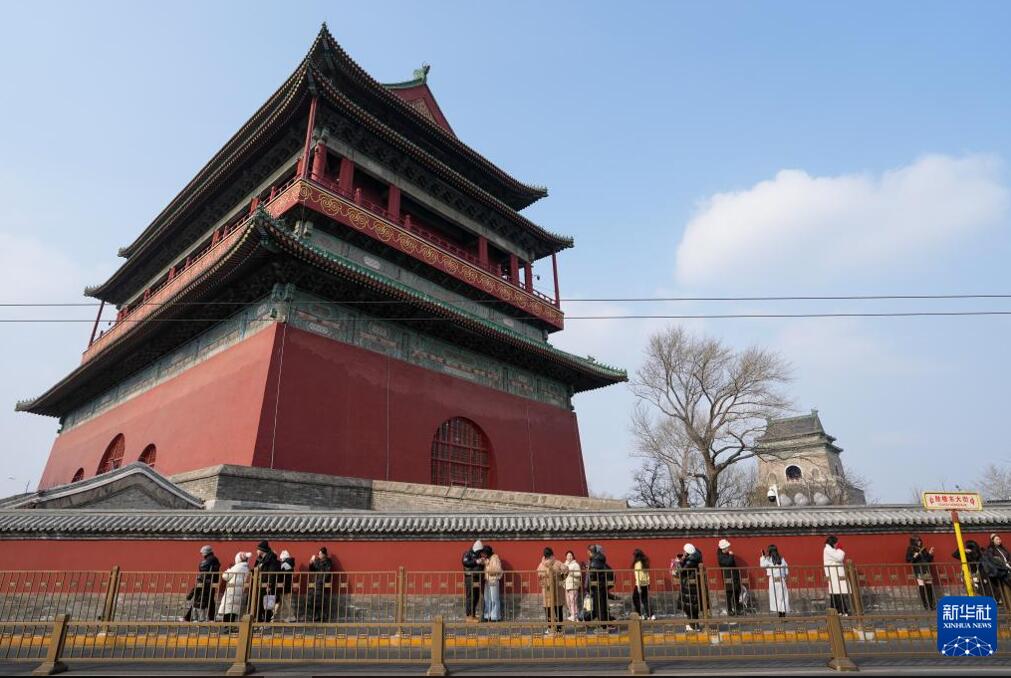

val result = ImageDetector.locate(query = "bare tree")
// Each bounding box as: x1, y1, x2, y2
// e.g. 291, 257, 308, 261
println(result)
627, 457, 679, 508
629, 403, 700, 507
977, 463, 1011, 501
630, 326, 792, 507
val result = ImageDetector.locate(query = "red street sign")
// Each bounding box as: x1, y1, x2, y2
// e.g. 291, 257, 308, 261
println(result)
921, 492, 984, 511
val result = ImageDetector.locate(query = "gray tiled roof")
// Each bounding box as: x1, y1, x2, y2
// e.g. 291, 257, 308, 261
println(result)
762, 412, 826, 442
5, 463, 204, 510
0, 504, 1008, 540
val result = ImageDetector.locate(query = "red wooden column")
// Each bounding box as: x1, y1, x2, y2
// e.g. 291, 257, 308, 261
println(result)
551, 253, 560, 306
387, 184, 401, 221
300, 96, 318, 180
508, 254, 519, 285
478, 237, 489, 269
524, 261, 533, 292
338, 157, 355, 195
311, 140, 327, 180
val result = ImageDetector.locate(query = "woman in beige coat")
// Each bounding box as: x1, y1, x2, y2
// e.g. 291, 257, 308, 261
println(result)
537, 547, 566, 632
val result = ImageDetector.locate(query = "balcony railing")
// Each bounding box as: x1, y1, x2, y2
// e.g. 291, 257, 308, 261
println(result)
311, 173, 558, 307
83, 177, 302, 362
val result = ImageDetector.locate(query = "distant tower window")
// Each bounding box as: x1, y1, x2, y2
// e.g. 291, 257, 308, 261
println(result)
97, 434, 126, 474
139, 444, 157, 468
785, 465, 803, 481
431, 418, 491, 489
71, 468, 84, 483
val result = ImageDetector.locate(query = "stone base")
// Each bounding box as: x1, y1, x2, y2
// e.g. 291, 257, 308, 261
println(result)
172, 464, 626, 512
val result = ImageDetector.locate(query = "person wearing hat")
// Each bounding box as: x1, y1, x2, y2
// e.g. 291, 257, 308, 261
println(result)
309, 546, 334, 622
218, 552, 252, 623
254, 540, 281, 622
181, 545, 220, 622
674, 543, 703, 631
717, 539, 743, 617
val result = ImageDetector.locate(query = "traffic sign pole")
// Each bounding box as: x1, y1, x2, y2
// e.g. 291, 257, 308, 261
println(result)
951, 509, 975, 596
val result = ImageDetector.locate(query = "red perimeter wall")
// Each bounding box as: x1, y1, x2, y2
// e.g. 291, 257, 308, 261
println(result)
38, 323, 588, 496
0, 531, 990, 573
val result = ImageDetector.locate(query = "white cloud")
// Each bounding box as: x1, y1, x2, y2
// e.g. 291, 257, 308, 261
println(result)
675, 153, 1009, 288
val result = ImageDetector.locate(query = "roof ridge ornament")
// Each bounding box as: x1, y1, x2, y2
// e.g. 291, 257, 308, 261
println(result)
414, 63, 431, 83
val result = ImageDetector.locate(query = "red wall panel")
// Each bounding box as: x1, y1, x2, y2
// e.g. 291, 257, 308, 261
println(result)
38, 326, 281, 489
38, 322, 589, 497
256, 325, 588, 496
0, 532, 990, 574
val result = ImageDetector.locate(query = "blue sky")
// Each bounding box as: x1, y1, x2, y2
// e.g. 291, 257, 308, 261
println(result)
2, 1, 1010, 500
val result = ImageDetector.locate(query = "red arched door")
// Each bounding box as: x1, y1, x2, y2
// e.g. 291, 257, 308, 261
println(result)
431, 418, 491, 489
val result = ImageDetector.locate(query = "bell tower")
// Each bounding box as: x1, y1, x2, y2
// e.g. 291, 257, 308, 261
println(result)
755, 410, 866, 506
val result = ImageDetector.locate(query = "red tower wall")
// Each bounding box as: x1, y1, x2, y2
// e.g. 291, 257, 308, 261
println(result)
252, 325, 588, 496
38, 323, 589, 496
38, 325, 281, 489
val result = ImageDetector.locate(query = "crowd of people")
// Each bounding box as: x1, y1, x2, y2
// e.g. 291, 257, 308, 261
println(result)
458, 533, 1011, 631
179, 541, 334, 623
175, 533, 1011, 628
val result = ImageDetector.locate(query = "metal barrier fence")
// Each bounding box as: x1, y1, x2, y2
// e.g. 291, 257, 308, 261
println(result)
0, 562, 1004, 626
3, 610, 1009, 674
9, 610, 1011, 674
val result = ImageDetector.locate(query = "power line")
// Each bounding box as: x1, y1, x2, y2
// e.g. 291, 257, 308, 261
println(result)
3, 310, 1011, 323
3, 293, 1011, 307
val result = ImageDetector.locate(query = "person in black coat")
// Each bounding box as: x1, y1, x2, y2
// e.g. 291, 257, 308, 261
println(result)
983, 534, 1011, 606
254, 540, 282, 622
586, 544, 613, 625
675, 543, 703, 630
952, 540, 991, 598
182, 545, 220, 622
308, 546, 334, 622
462, 540, 485, 621
905, 536, 936, 610
717, 539, 743, 616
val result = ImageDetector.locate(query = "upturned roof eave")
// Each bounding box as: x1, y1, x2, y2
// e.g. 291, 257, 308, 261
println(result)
312, 24, 547, 208
20, 214, 621, 418
84, 65, 313, 302
261, 219, 623, 389
310, 63, 573, 254
17, 219, 268, 417
86, 29, 570, 302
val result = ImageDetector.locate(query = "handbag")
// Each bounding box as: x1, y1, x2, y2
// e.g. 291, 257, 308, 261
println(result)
262, 594, 277, 611
582, 593, 593, 612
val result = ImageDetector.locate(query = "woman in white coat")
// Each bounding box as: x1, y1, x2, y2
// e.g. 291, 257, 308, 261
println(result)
823, 536, 850, 615
759, 545, 789, 617
218, 552, 251, 622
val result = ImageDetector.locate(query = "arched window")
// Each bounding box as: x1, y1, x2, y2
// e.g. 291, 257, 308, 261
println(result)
71, 468, 84, 483
431, 418, 491, 489
785, 465, 803, 481
138, 444, 157, 468
96, 434, 126, 474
